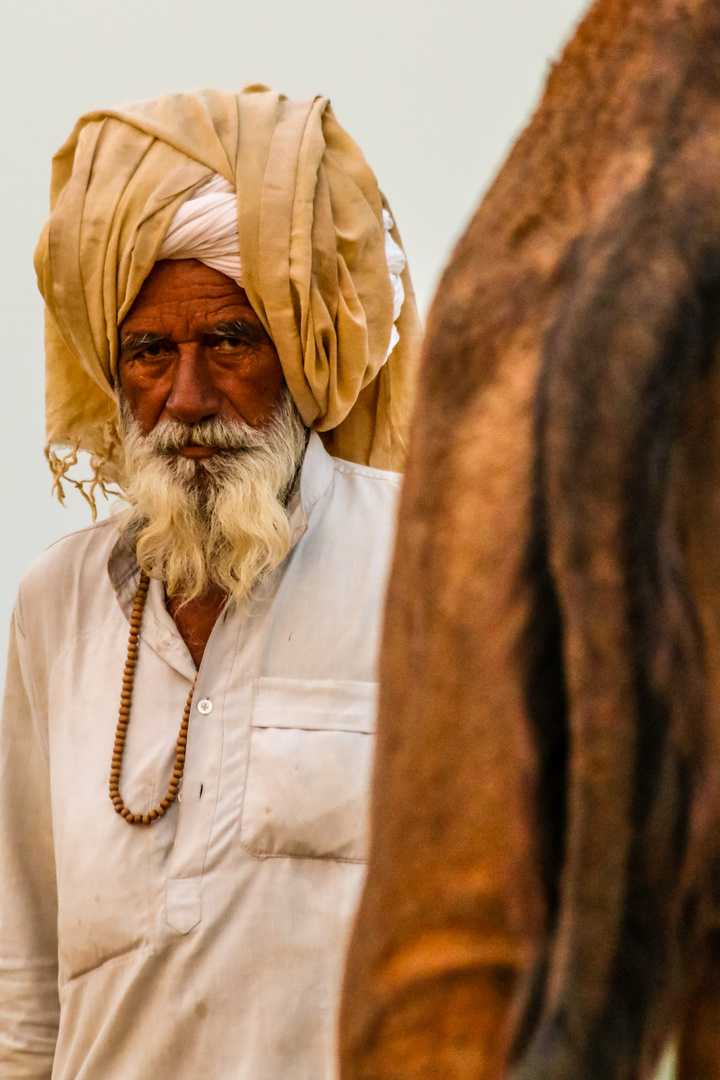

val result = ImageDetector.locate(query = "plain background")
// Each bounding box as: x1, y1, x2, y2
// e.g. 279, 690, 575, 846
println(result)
1, 0, 590, 684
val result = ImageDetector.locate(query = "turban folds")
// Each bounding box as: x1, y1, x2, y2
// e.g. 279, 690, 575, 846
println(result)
157, 174, 245, 285
34, 85, 422, 497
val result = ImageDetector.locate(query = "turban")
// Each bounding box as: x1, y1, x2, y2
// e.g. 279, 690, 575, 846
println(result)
155, 173, 407, 358
34, 85, 422, 505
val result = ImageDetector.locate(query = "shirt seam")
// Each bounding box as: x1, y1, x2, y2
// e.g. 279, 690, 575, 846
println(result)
10, 610, 51, 768
331, 459, 401, 484
58, 943, 154, 995
237, 845, 367, 865
43, 516, 117, 554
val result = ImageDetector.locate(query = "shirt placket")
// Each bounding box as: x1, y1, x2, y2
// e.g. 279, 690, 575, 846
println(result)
145, 585, 276, 935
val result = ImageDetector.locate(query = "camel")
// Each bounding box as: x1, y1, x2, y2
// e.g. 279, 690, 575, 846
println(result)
340, 1, 720, 1077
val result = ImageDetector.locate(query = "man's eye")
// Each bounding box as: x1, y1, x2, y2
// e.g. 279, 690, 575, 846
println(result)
139, 342, 165, 358
213, 336, 244, 352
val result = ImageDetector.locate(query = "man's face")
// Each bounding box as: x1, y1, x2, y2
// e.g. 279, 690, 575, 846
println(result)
115, 258, 308, 606
118, 259, 286, 452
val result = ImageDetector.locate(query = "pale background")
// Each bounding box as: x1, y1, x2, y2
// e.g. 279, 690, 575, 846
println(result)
0, 0, 590, 682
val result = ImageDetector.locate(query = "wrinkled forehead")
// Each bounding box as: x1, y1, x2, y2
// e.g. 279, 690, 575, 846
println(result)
119, 261, 264, 342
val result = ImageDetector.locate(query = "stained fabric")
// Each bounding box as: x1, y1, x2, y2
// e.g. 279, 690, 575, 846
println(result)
34, 85, 422, 501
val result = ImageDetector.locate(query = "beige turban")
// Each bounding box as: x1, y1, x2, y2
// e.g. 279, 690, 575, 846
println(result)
34, 84, 422, 505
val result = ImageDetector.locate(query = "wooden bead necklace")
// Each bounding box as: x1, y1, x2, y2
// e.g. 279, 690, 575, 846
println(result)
109, 572, 196, 826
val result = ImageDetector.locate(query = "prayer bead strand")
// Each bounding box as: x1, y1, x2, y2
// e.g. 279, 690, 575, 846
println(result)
109, 573, 196, 826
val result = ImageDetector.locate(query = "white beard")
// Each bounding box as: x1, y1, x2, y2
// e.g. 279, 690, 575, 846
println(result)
116, 389, 308, 607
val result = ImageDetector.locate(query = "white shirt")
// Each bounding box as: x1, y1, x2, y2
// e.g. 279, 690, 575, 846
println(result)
0, 434, 400, 1080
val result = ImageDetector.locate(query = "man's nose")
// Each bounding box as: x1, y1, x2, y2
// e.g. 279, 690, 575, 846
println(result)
165, 344, 221, 424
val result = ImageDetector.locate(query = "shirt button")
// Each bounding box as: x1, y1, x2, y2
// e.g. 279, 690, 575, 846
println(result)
197, 699, 213, 715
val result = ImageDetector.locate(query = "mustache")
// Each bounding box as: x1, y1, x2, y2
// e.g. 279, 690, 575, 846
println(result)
134, 416, 270, 454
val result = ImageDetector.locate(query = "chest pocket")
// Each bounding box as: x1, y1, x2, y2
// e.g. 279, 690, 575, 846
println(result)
240, 677, 376, 862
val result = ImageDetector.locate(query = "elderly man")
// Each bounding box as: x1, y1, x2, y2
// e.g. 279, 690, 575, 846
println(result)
0, 86, 420, 1079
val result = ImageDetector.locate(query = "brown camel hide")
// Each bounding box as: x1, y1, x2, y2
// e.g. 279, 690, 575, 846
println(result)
340, 1, 720, 1078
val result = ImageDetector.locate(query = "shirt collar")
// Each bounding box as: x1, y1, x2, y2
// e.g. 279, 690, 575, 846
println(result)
285, 430, 334, 547
107, 430, 336, 613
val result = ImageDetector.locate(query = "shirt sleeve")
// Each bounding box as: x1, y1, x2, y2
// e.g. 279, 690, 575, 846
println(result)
0, 608, 59, 1078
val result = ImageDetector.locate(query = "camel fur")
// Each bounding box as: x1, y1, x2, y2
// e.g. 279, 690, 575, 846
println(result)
340, 1, 720, 1077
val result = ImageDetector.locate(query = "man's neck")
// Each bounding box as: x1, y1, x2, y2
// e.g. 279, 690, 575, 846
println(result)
165, 585, 227, 669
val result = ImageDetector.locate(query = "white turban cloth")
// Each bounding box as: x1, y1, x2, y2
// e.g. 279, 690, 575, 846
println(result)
158, 174, 406, 358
